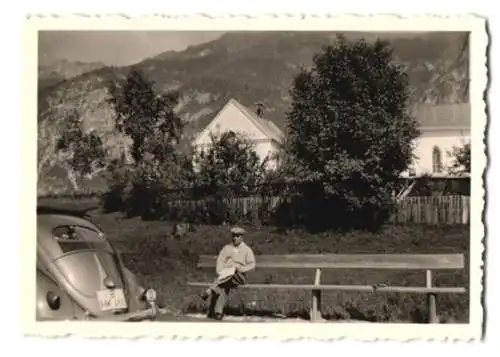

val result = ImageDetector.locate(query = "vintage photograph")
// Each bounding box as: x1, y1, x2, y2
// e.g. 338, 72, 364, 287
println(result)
24, 15, 487, 340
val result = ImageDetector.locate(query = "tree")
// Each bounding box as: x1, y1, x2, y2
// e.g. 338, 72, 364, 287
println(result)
104, 67, 188, 218
193, 131, 267, 195
107, 67, 183, 164
448, 142, 471, 175
190, 131, 269, 224
55, 109, 106, 191
283, 35, 420, 230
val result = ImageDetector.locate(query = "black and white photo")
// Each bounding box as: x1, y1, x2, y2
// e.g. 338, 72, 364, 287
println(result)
22, 14, 487, 341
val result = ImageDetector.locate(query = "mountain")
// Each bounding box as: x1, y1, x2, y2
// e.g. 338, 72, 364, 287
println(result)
38, 59, 106, 91
37, 31, 469, 195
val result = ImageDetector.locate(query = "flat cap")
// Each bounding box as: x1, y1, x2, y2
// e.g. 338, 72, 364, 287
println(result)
230, 226, 246, 235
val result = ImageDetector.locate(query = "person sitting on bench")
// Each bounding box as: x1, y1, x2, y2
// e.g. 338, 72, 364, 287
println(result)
200, 226, 256, 320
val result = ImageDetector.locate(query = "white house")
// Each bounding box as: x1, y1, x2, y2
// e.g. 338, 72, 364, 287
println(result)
191, 98, 285, 171
403, 103, 471, 177
193, 99, 470, 178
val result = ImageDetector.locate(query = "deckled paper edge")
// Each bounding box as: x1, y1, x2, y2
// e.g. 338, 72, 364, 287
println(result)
21, 13, 488, 342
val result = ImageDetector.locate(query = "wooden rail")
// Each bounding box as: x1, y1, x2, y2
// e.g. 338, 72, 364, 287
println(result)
196, 254, 465, 270
188, 253, 466, 323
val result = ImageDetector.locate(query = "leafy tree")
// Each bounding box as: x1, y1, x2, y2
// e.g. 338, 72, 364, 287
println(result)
283, 35, 420, 231
193, 131, 267, 195
104, 67, 189, 218
448, 142, 471, 175
55, 109, 106, 191
107, 67, 183, 164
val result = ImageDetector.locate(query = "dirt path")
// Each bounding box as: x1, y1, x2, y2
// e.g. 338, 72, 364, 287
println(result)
155, 310, 370, 323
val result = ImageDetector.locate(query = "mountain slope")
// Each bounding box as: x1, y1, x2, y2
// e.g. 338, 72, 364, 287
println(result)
37, 31, 469, 195
38, 59, 106, 91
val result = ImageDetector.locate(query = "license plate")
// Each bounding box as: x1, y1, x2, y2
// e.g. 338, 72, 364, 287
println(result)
96, 289, 127, 311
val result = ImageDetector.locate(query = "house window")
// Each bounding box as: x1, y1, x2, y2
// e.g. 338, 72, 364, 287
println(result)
432, 146, 443, 173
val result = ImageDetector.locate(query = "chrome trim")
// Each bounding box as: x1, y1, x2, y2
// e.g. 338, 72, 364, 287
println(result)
86, 306, 161, 322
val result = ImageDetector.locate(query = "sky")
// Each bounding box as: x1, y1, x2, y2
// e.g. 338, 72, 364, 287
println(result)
38, 31, 225, 66
38, 30, 465, 67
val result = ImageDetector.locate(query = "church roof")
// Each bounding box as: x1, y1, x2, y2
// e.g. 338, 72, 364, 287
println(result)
416, 103, 470, 130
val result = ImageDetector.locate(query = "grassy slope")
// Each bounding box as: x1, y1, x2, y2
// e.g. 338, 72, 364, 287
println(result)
39, 197, 469, 323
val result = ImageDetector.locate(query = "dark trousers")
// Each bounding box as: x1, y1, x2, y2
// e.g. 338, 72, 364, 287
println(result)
208, 271, 247, 317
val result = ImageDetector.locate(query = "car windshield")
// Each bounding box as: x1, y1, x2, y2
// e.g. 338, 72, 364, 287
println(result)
53, 225, 114, 254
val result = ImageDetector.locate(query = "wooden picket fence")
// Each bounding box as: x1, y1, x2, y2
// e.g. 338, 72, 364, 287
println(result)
390, 195, 470, 225
163, 195, 470, 226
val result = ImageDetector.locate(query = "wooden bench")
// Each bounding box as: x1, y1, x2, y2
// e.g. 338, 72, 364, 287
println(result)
187, 253, 466, 323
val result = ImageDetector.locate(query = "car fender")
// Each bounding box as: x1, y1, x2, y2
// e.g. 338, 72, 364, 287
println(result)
122, 266, 149, 311
36, 269, 84, 321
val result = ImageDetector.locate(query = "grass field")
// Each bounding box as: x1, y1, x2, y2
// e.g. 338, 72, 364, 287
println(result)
38, 198, 470, 323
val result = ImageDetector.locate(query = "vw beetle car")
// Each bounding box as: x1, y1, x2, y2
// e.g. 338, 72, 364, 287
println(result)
36, 206, 161, 321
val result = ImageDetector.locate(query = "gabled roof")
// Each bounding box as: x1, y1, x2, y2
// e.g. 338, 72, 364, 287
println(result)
193, 98, 285, 146
416, 103, 471, 130
228, 99, 285, 143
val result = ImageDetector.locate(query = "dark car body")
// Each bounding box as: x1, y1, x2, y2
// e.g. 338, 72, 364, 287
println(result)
36, 206, 160, 322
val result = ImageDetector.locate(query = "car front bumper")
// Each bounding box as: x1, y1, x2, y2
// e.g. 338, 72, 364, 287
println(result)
86, 305, 166, 322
